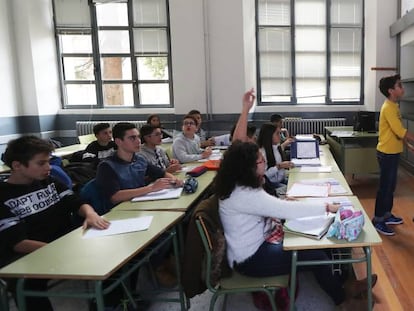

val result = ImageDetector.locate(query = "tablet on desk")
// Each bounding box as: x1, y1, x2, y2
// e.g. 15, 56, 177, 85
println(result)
290, 140, 319, 159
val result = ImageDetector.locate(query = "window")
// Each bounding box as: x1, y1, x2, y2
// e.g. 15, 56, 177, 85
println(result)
53, 0, 172, 108
256, 0, 364, 105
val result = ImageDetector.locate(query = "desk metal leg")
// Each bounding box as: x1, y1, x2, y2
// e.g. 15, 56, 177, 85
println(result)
289, 250, 298, 311
364, 246, 373, 311
16, 279, 26, 311
94, 281, 105, 311
172, 228, 188, 310
0, 279, 9, 311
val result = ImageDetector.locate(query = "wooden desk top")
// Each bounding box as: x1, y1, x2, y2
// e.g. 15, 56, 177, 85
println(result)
0, 211, 184, 280
289, 144, 341, 173
283, 196, 382, 250
325, 126, 379, 138
0, 164, 10, 174
53, 144, 87, 158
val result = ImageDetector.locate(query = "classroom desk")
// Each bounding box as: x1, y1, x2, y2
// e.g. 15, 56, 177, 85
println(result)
0, 210, 186, 311
284, 196, 382, 311
114, 170, 216, 212
0, 164, 10, 174
289, 144, 341, 173
53, 144, 87, 158
287, 171, 353, 196
325, 126, 379, 175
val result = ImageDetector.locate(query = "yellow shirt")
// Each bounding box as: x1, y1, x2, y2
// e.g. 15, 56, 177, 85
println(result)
377, 99, 407, 154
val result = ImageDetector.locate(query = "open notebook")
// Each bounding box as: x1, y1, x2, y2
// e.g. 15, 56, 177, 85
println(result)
284, 214, 335, 240
131, 187, 183, 202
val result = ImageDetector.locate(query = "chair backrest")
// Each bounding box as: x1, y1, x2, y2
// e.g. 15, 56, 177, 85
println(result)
79, 178, 113, 215
195, 217, 222, 292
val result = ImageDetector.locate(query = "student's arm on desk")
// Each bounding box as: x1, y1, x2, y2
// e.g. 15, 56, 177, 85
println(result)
110, 177, 182, 205
13, 240, 47, 254
79, 204, 110, 230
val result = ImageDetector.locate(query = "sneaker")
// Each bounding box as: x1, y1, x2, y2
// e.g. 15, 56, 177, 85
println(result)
373, 221, 395, 236
385, 214, 404, 225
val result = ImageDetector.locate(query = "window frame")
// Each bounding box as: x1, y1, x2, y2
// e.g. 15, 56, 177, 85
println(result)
53, 0, 174, 109
255, 0, 365, 106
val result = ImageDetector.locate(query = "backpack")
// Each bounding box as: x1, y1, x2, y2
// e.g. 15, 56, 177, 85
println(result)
63, 162, 96, 192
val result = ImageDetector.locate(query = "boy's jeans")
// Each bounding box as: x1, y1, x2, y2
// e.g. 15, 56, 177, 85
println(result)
374, 151, 400, 221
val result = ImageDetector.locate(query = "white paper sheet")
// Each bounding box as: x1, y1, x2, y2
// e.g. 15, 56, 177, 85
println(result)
83, 216, 153, 239
131, 187, 183, 202
299, 166, 332, 173
287, 183, 329, 197
284, 214, 335, 239
291, 158, 321, 167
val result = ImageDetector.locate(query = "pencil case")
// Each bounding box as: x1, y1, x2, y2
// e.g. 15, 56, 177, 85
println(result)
186, 165, 208, 177
183, 177, 199, 193
327, 207, 364, 241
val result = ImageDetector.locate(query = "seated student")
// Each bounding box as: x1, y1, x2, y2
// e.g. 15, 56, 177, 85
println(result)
95, 122, 182, 292
270, 114, 294, 160
139, 124, 181, 174
172, 115, 213, 163
188, 109, 215, 148
0, 136, 108, 311
257, 123, 293, 196
213, 141, 377, 310
147, 114, 173, 139
83, 122, 116, 165
96, 122, 183, 207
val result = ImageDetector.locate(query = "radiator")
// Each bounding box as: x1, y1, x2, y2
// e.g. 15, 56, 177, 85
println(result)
76, 121, 147, 136
283, 118, 346, 136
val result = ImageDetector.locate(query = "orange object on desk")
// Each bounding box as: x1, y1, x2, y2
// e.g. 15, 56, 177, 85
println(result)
203, 160, 221, 170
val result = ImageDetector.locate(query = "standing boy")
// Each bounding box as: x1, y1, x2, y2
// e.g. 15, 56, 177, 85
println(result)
373, 74, 414, 235
0, 136, 108, 310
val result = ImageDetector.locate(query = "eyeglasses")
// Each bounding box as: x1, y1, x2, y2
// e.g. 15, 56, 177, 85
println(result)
125, 135, 140, 141
183, 121, 196, 126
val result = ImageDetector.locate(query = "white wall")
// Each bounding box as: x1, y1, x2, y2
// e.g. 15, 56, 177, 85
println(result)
0, 0, 60, 117
364, 0, 398, 112
0, 0, 20, 117
0, 0, 401, 118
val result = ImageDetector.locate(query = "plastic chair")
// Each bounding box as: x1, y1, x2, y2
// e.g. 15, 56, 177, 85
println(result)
79, 179, 113, 215
195, 217, 290, 311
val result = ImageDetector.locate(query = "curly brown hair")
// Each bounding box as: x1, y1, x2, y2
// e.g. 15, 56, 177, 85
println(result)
212, 141, 262, 200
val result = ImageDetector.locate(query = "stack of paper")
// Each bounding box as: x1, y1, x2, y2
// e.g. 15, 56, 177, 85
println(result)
291, 158, 321, 167
299, 178, 348, 195
284, 214, 335, 240
287, 183, 329, 197
131, 187, 183, 202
